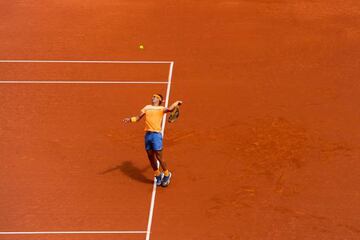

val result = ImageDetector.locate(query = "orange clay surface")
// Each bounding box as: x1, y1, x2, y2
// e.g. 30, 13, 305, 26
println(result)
1, 1, 360, 240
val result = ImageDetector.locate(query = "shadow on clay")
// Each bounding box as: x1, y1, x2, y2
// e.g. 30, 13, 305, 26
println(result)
100, 161, 153, 184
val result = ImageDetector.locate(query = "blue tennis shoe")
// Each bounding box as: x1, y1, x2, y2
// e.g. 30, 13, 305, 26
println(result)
161, 172, 172, 187
155, 173, 164, 186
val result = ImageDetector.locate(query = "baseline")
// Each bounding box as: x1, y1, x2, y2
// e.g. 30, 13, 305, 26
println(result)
0, 60, 173, 64
0, 81, 167, 84
0, 231, 147, 235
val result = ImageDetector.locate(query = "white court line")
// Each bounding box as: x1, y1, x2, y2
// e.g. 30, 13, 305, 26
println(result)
161, 61, 175, 137
145, 61, 174, 240
0, 60, 172, 64
0, 231, 147, 235
0, 81, 167, 84
146, 176, 159, 240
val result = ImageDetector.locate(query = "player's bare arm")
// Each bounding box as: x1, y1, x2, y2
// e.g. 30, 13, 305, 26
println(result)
123, 111, 145, 123
165, 100, 183, 113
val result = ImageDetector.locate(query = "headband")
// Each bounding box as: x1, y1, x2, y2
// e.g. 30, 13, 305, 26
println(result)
153, 94, 163, 101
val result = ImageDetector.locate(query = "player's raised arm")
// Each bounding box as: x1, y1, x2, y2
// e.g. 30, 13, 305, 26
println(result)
165, 100, 183, 113
123, 111, 145, 124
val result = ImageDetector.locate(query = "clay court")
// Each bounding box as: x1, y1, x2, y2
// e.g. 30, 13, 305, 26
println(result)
0, 1, 359, 240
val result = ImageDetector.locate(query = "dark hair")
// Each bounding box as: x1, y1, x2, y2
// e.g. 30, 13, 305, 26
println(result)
157, 93, 164, 102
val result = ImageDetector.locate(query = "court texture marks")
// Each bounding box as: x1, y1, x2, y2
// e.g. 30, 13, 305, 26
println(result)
1, 1, 360, 240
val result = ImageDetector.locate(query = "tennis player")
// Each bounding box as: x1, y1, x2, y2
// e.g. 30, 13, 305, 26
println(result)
123, 94, 182, 187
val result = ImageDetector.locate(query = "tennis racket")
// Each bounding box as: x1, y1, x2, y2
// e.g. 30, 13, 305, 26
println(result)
168, 105, 180, 123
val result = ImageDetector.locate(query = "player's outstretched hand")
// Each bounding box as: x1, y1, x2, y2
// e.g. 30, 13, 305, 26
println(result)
123, 118, 131, 123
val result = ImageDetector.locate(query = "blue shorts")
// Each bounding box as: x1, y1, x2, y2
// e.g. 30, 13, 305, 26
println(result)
145, 131, 163, 151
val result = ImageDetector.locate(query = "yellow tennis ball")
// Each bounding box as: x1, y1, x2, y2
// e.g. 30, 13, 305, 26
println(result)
139, 45, 144, 49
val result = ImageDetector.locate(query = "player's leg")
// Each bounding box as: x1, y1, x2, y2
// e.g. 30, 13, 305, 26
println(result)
153, 133, 172, 187
146, 150, 158, 171
145, 132, 163, 185
154, 150, 167, 171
